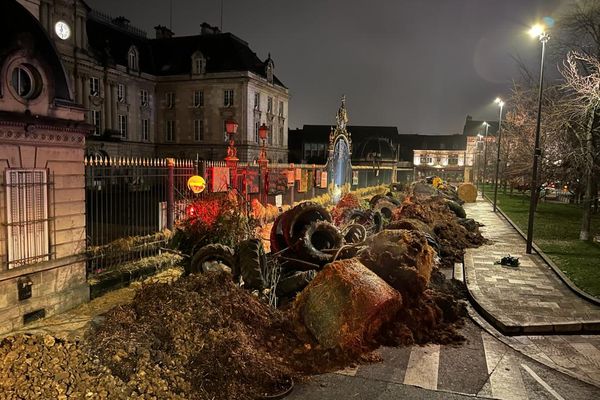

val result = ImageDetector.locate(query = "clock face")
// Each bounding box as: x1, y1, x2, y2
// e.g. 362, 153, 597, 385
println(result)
55, 21, 71, 40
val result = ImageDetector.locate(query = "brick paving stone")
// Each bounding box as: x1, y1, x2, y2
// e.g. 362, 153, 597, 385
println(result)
463, 200, 600, 333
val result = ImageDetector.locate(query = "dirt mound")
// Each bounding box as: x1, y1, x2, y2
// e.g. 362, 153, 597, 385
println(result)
392, 196, 486, 267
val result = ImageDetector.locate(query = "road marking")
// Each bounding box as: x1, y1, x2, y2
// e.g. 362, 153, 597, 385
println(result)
521, 364, 565, 400
481, 332, 527, 400
453, 262, 464, 282
403, 344, 440, 390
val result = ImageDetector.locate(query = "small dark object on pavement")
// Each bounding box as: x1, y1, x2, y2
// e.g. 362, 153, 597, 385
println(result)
496, 255, 520, 267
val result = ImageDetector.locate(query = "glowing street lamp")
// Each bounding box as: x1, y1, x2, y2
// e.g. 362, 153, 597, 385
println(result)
481, 121, 490, 198
526, 23, 550, 254
492, 97, 504, 212
476, 133, 483, 196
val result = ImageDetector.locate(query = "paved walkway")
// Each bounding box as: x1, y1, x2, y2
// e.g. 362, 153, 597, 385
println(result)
463, 200, 600, 335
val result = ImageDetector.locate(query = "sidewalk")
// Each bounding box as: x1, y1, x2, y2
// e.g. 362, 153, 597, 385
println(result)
462, 199, 600, 335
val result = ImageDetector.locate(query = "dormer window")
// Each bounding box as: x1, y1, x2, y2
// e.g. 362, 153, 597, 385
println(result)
191, 51, 206, 75
128, 46, 139, 71
265, 54, 274, 84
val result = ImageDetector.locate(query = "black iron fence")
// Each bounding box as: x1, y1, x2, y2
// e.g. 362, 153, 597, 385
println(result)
85, 157, 396, 274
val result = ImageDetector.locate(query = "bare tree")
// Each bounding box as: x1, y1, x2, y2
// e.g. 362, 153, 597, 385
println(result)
560, 51, 600, 240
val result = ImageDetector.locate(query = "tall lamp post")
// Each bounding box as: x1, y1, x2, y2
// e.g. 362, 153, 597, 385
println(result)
492, 97, 504, 212
257, 123, 269, 204
475, 134, 483, 196
481, 122, 490, 198
224, 119, 239, 189
526, 24, 550, 254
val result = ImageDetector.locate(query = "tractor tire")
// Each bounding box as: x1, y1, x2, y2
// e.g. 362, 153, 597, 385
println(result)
339, 208, 370, 225
372, 199, 397, 220
276, 270, 317, 297
295, 220, 343, 264
368, 210, 384, 233
282, 202, 331, 247
237, 238, 268, 290
188, 244, 237, 277
369, 194, 387, 207
270, 212, 288, 254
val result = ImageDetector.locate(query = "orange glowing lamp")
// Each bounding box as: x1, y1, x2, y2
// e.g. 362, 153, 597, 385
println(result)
187, 175, 206, 194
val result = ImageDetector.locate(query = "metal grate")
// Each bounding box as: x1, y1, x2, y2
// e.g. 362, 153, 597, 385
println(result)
5, 169, 49, 269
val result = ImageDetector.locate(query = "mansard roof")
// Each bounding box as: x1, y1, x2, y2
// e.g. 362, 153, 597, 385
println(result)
86, 15, 286, 87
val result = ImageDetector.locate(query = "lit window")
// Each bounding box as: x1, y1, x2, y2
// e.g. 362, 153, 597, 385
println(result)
89, 77, 100, 96
118, 115, 128, 138
193, 90, 204, 107
117, 84, 126, 102
140, 90, 149, 106
90, 110, 101, 135
166, 92, 175, 109
141, 119, 149, 141
5, 169, 49, 269
165, 120, 175, 142
224, 89, 234, 107
254, 92, 260, 110
194, 119, 204, 141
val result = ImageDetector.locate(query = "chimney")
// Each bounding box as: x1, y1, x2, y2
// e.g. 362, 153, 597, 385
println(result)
154, 25, 174, 39
200, 22, 221, 35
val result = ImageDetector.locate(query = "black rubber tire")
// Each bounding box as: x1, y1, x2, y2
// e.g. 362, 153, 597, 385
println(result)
386, 196, 401, 206
237, 238, 268, 290
275, 270, 316, 296
282, 202, 331, 247
369, 210, 384, 232
373, 199, 397, 219
295, 220, 343, 264
270, 212, 288, 254
339, 208, 370, 225
343, 223, 367, 244
188, 244, 237, 277
369, 194, 387, 207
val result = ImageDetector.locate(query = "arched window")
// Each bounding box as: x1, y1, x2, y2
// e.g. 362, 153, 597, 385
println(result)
128, 46, 139, 71
191, 51, 206, 75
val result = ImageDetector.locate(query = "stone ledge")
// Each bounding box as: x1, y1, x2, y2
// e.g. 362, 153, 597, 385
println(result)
0, 254, 87, 283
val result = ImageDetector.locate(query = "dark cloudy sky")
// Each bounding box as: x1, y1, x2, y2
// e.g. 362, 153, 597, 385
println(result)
86, 0, 570, 134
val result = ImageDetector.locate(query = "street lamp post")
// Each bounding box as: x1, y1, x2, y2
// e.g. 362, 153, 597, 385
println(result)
257, 123, 269, 204
475, 134, 483, 197
492, 98, 504, 212
526, 25, 550, 254
224, 119, 239, 189
482, 122, 490, 199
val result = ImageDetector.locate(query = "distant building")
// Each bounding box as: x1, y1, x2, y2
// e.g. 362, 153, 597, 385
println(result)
26, 0, 289, 162
1, 0, 91, 333
289, 115, 499, 183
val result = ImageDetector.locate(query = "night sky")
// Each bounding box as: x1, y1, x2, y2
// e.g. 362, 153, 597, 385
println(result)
86, 0, 568, 134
